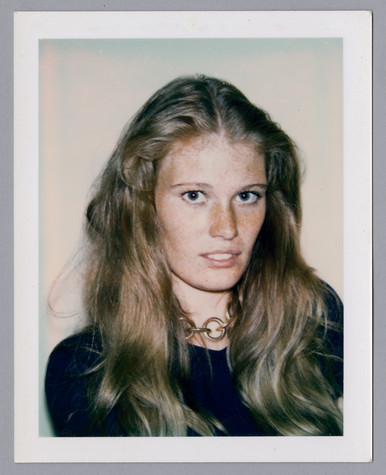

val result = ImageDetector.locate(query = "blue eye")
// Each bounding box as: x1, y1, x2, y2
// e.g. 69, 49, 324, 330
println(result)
182, 191, 206, 203
237, 191, 260, 204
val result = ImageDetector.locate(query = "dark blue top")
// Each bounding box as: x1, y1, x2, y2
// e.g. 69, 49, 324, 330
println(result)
45, 290, 343, 437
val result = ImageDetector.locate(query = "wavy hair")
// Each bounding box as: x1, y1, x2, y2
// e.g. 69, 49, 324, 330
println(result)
80, 75, 342, 436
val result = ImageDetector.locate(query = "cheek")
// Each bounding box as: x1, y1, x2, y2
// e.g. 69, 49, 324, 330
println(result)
240, 208, 266, 244
157, 208, 192, 254
156, 198, 204, 246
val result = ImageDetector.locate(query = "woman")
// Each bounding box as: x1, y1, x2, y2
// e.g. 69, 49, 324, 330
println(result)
45, 75, 343, 437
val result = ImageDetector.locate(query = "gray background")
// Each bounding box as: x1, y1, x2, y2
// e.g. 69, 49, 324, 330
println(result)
2, 0, 382, 473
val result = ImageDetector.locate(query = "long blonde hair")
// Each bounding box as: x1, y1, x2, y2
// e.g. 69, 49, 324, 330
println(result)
79, 75, 342, 436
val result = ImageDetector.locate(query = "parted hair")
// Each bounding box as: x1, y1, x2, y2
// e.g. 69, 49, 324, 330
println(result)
81, 75, 342, 436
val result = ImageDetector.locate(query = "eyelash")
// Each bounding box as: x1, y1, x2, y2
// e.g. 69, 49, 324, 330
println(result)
181, 190, 262, 205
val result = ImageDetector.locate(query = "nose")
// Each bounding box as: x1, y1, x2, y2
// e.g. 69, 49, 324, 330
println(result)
209, 202, 238, 240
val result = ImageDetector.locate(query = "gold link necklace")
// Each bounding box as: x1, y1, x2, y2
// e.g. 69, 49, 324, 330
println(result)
179, 315, 234, 341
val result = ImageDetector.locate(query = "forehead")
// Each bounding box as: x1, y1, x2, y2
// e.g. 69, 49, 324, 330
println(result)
158, 134, 266, 182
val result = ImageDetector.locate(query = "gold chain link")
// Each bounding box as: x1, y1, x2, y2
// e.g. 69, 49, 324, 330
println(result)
179, 316, 234, 341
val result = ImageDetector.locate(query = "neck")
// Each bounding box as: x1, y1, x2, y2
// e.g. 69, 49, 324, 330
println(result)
172, 275, 231, 350
172, 275, 230, 325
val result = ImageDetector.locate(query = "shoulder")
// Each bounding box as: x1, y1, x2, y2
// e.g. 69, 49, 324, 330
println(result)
45, 327, 103, 436
46, 327, 103, 391
318, 282, 344, 396
321, 283, 343, 354
46, 327, 102, 377
323, 283, 343, 326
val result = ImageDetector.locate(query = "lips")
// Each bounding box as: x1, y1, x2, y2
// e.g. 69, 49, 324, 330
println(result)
206, 253, 235, 261
200, 251, 241, 267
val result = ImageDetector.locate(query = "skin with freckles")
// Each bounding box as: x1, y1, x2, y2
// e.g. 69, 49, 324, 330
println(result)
155, 133, 267, 343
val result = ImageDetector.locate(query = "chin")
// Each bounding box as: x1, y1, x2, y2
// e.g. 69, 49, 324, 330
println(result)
194, 276, 242, 293
173, 267, 246, 294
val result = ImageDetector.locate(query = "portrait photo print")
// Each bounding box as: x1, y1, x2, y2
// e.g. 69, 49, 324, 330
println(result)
14, 11, 371, 463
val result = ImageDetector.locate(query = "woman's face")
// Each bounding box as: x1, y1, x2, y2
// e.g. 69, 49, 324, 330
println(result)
155, 134, 267, 295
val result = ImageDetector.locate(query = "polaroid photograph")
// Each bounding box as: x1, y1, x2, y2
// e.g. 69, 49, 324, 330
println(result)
14, 10, 372, 463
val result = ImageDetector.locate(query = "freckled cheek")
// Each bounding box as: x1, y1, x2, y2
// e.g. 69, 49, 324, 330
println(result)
159, 205, 205, 245
239, 208, 266, 243
158, 216, 196, 257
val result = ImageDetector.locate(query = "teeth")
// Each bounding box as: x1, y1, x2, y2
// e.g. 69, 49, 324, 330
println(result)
207, 253, 233, 260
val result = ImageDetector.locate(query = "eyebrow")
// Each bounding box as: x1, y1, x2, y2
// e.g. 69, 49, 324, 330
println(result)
171, 182, 267, 189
